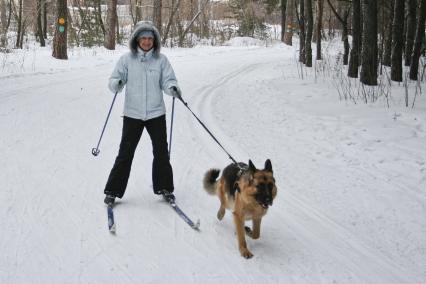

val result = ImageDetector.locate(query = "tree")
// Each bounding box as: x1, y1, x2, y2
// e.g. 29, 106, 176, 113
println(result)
52, 0, 68, 59
0, 0, 11, 47
409, 0, 426, 80
104, 0, 118, 50
313, 0, 323, 60
304, 0, 313, 67
153, 0, 162, 35
16, 0, 23, 48
43, 1, 48, 39
284, 0, 294, 45
229, 0, 267, 38
405, 0, 417, 66
162, 0, 181, 45
129, 0, 142, 25
37, 0, 45, 46
0, 0, 5, 34
391, 0, 405, 82
348, 0, 361, 77
360, 0, 378, 85
95, 0, 106, 37
178, 0, 206, 46
0, 0, 6, 46
281, 0, 287, 42
382, 0, 394, 67
296, 0, 306, 63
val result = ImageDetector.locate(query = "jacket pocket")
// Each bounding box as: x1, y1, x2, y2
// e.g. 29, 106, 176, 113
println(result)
148, 68, 161, 83
147, 68, 163, 108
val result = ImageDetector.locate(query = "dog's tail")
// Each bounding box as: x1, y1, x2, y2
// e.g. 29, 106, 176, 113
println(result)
203, 169, 220, 195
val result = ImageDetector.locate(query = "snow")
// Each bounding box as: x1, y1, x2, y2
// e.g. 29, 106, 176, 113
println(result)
223, 37, 267, 47
1, 39, 425, 283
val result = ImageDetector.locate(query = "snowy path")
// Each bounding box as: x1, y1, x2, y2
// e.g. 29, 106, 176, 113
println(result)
1, 45, 425, 283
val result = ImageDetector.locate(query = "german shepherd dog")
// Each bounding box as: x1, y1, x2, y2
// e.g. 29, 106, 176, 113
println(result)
203, 159, 277, 258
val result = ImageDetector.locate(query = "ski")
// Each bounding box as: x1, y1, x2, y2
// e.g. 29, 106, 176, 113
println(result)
107, 204, 116, 233
163, 194, 200, 230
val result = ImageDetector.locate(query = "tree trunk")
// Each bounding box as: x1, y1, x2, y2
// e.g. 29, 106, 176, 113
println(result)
405, 0, 417, 66
104, 0, 117, 50
0, 0, 5, 29
95, 0, 106, 36
304, 0, 313, 66
391, 0, 405, 82
348, 0, 361, 77
409, 0, 426, 80
342, 18, 349, 65
37, 0, 45, 46
43, 1, 47, 39
52, 0, 68, 60
297, 0, 305, 63
135, 0, 142, 23
153, 0, 162, 35
281, 0, 287, 42
19, 19, 26, 48
162, 0, 181, 45
284, 0, 294, 45
360, 0, 378, 85
382, 0, 394, 67
16, 0, 23, 48
116, 10, 120, 44
0, 0, 7, 46
314, 0, 323, 60
179, 9, 202, 46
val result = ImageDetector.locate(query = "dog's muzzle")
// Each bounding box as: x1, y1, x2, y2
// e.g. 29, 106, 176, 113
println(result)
259, 199, 272, 209
255, 183, 274, 209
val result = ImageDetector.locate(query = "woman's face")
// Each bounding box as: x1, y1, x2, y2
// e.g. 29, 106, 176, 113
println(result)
138, 37, 154, 52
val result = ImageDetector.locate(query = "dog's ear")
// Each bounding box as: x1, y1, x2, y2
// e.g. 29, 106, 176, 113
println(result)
248, 159, 257, 172
248, 160, 256, 185
264, 159, 273, 173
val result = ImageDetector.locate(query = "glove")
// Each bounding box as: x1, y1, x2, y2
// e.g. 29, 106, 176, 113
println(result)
170, 86, 182, 99
117, 80, 124, 92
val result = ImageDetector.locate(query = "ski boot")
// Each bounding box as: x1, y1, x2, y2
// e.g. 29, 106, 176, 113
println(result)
161, 190, 175, 203
104, 194, 116, 206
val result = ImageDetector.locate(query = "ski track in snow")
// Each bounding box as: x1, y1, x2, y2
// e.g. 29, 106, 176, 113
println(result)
185, 55, 423, 284
1, 45, 425, 283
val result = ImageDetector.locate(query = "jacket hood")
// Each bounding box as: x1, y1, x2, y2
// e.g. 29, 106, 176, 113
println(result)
129, 21, 161, 56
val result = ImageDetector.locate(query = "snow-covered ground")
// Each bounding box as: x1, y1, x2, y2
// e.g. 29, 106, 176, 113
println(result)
1, 40, 425, 283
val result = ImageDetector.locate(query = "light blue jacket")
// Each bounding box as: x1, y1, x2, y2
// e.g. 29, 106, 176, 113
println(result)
108, 21, 178, 120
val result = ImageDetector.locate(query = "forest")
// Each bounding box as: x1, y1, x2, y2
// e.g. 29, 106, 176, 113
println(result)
1, 0, 426, 96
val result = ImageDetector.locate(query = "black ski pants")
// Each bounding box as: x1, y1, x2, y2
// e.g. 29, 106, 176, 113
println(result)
104, 115, 174, 198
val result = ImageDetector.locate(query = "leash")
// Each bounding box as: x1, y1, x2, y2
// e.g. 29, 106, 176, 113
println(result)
177, 97, 241, 166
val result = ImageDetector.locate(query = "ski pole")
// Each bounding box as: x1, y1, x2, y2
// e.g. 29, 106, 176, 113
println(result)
92, 90, 119, 156
168, 97, 176, 156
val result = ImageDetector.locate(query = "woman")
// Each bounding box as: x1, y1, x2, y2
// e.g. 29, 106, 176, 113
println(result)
104, 21, 182, 205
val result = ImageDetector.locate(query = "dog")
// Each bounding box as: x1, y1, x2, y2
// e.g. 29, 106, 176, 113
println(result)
203, 159, 277, 258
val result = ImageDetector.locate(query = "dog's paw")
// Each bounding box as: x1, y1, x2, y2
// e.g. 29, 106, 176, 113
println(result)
217, 209, 225, 220
240, 248, 254, 259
